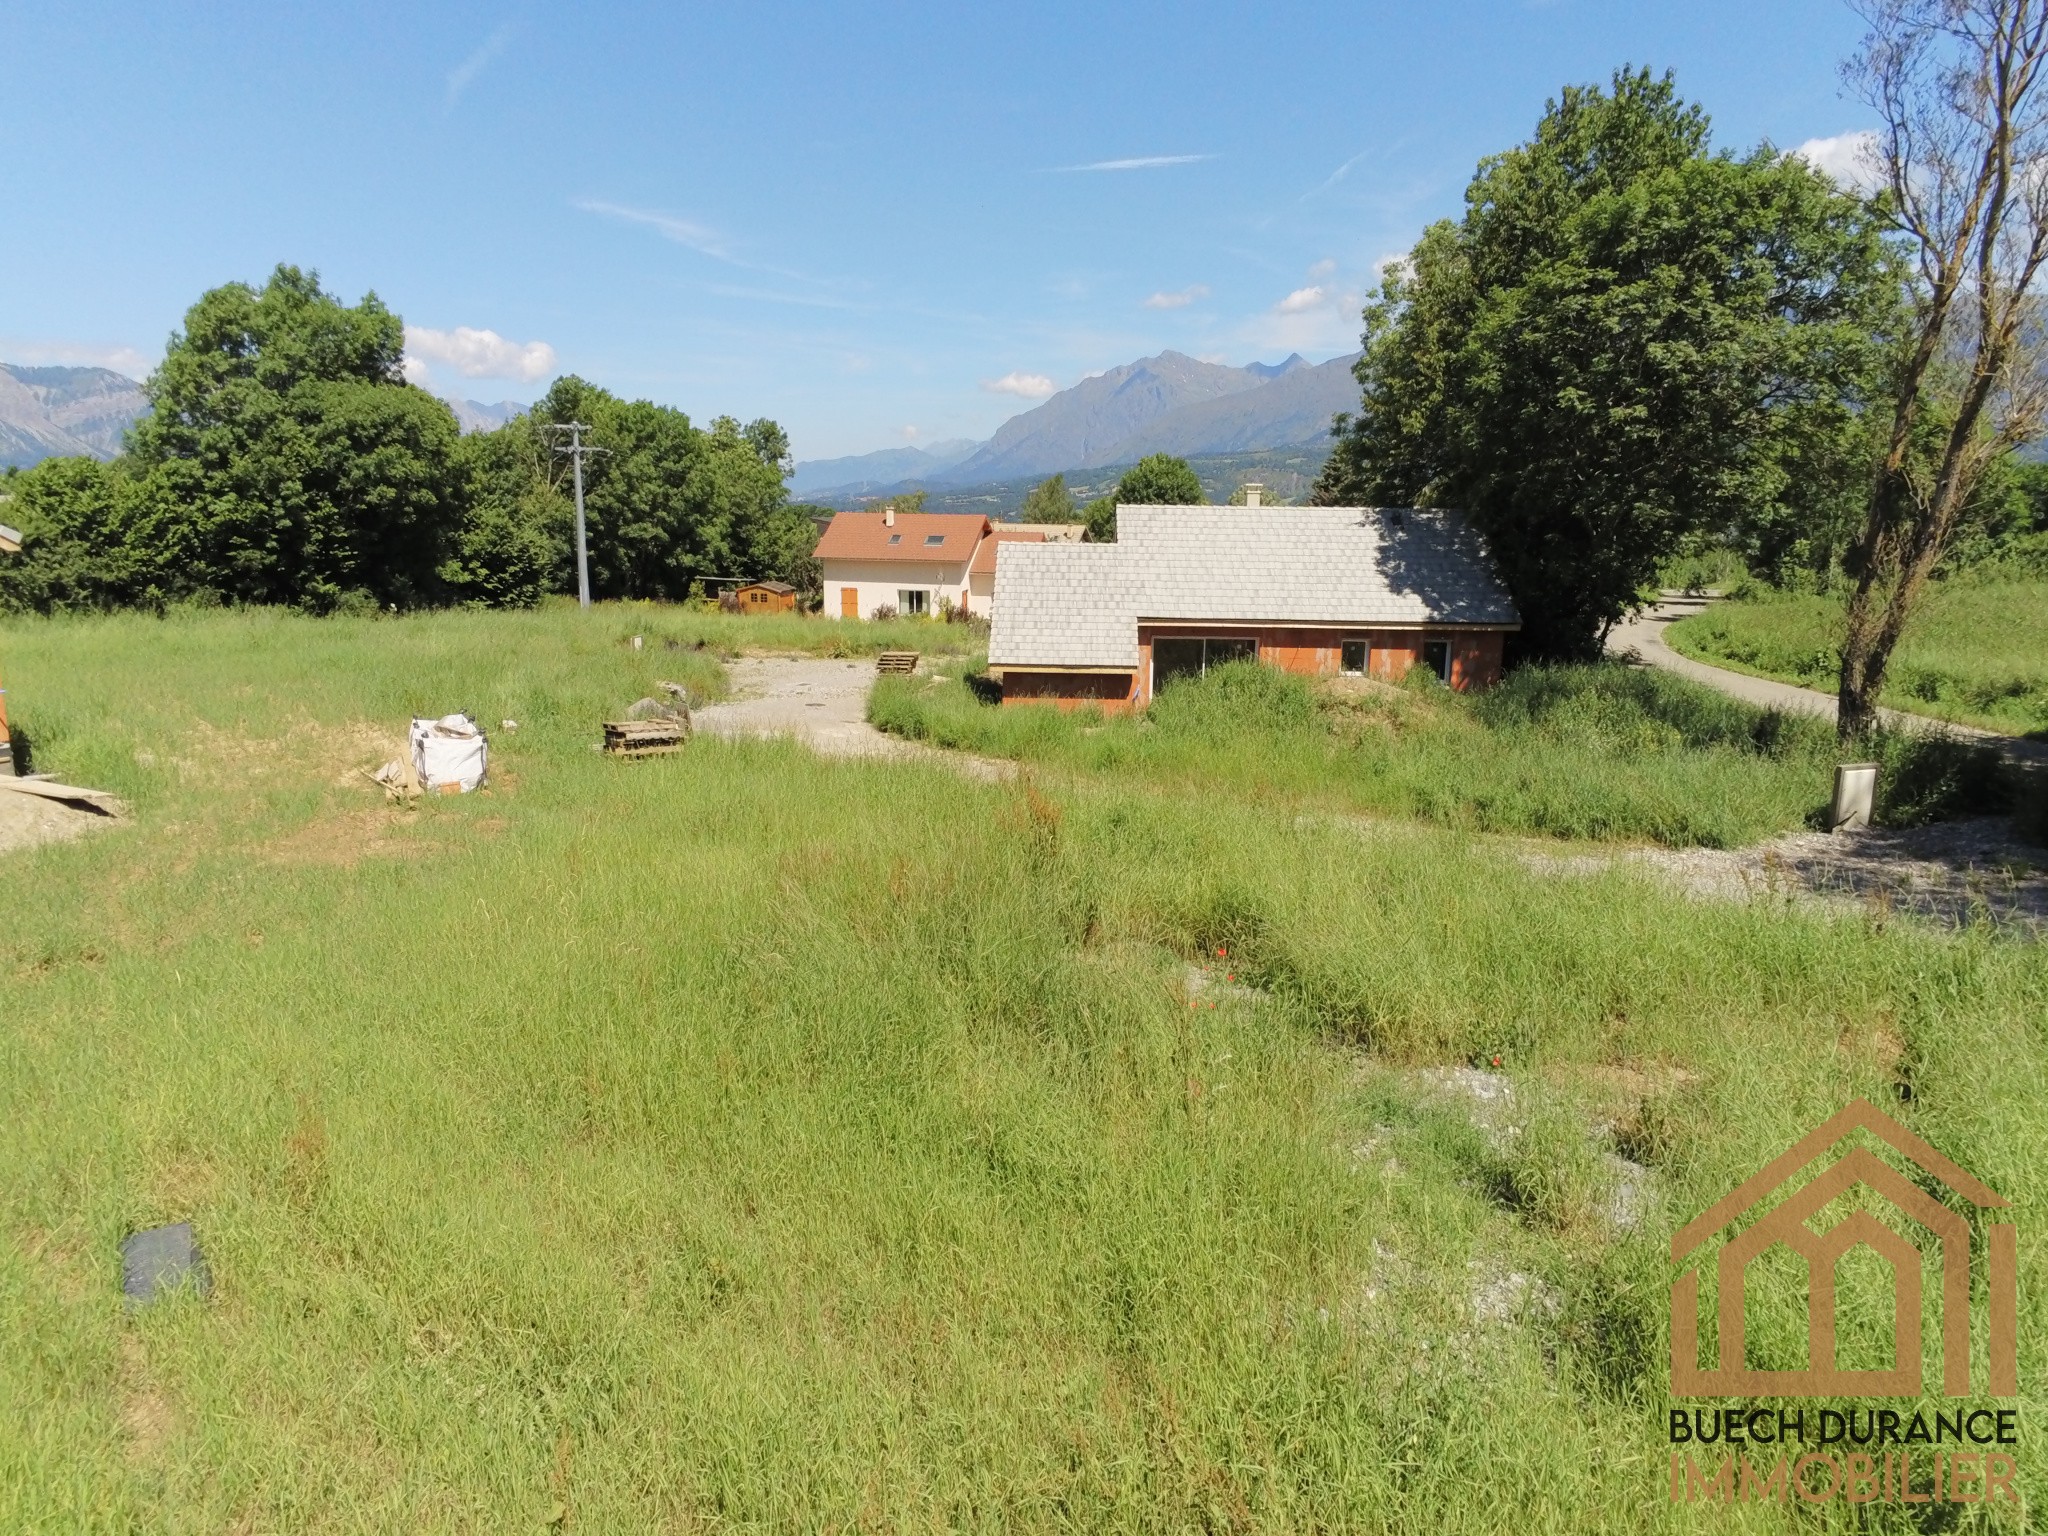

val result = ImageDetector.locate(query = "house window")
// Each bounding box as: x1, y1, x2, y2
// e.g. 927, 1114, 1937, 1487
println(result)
924, 534, 946, 546
887, 533, 902, 545
1340, 639, 1370, 676
898, 589, 929, 615
1151, 635, 1259, 694
1421, 639, 1451, 684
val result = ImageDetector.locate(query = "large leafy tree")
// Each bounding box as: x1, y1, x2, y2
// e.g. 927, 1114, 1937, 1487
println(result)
1083, 453, 1205, 542
129, 264, 466, 610
1315, 69, 1898, 658
1018, 472, 1079, 523
516, 378, 796, 600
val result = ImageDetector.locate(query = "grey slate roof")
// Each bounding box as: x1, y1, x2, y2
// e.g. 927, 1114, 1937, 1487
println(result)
987, 505, 1518, 670
988, 542, 1138, 668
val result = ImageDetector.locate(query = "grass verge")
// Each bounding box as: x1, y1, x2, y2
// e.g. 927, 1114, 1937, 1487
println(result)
873, 659, 2009, 848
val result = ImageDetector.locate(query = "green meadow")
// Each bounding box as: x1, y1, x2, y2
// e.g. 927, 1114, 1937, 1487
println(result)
2, 605, 2042, 1531
1665, 573, 2048, 739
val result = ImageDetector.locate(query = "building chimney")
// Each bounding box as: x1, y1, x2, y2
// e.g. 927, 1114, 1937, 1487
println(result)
883, 505, 895, 527
1243, 482, 1263, 508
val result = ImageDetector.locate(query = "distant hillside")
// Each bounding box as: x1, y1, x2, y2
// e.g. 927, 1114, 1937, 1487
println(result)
1088, 353, 1358, 465
944, 352, 1271, 483
815, 441, 1336, 518
789, 438, 979, 497
444, 397, 527, 434
0, 364, 149, 466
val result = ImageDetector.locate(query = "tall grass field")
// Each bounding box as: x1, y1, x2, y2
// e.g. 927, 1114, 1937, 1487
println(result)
873, 658, 2010, 848
1665, 572, 2048, 737
1, 605, 2042, 1531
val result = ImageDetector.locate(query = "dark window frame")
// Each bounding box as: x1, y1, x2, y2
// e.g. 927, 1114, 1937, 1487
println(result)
1150, 634, 1261, 696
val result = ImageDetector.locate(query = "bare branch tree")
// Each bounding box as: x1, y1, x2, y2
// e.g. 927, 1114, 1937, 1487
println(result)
1839, 0, 2048, 737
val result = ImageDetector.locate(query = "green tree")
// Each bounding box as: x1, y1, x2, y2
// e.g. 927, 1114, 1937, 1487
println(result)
1017, 472, 1079, 522
509, 382, 793, 601
1314, 69, 1898, 658
1083, 454, 1206, 542
127, 264, 467, 610
0, 457, 152, 612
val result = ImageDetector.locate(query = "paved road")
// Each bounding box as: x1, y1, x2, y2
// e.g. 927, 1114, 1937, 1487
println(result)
1607, 594, 2047, 767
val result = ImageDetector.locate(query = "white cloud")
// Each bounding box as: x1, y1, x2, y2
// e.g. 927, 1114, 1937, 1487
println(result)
0, 338, 154, 379
1144, 284, 1210, 310
446, 22, 518, 110
401, 356, 432, 386
574, 199, 733, 260
1045, 154, 1214, 173
982, 371, 1058, 399
404, 324, 556, 382
1239, 282, 1368, 354
1372, 251, 1409, 281
1308, 258, 1337, 280
900, 425, 921, 440
1794, 131, 1884, 192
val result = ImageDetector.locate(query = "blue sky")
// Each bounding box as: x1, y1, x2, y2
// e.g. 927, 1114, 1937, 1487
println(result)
4, 2, 1875, 460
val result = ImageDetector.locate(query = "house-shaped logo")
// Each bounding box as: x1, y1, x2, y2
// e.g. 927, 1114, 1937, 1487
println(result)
1671, 1100, 2017, 1398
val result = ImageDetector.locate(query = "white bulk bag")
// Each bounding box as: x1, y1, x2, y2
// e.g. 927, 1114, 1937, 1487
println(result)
410, 714, 488, 793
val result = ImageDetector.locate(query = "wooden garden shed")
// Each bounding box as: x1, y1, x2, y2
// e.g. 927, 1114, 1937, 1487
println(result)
733, 580, 798, 614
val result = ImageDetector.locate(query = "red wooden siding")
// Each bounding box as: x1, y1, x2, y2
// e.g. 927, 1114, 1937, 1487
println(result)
999, 627, 1507, 711
998, 671, 1139, 714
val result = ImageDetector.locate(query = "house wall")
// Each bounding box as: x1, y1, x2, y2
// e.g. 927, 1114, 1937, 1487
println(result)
999, 671, 1139, 714
822, 559, 972, 619
966, 568, 995, 615
1131, 625, 1507, 706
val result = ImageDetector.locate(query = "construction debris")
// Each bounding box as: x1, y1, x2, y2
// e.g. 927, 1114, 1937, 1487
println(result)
410, 714, 488, 793
0, 776, 123, 817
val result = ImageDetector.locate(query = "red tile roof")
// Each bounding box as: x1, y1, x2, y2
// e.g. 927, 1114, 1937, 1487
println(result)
813, 512, 991, 564
970, 528, 1045, 575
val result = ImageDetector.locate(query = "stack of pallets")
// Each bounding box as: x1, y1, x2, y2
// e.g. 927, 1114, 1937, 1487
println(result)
603, 719, 688, 758
875, 651, 919, 675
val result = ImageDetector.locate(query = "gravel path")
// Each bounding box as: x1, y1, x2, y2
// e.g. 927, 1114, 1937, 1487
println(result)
692, 656, 1013, 780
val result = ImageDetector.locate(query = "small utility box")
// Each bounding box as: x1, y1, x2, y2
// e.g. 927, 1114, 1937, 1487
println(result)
1830, 762, 1879, 833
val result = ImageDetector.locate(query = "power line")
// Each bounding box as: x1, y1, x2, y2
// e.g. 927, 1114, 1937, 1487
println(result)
543, 422, 610, 609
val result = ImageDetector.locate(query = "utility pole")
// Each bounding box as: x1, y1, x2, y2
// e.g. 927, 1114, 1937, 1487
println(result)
545, 422, 608, 609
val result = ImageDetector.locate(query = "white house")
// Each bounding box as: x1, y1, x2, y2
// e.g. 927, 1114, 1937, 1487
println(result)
814, 509, 1090, 619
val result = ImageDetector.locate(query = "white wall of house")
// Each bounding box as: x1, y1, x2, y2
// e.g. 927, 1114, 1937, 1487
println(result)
822, 560, 972, 619
966, 569, 996, 615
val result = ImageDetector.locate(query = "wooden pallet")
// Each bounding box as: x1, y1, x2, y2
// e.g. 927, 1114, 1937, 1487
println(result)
603, 719, 688, 757
875, 651, 919, 675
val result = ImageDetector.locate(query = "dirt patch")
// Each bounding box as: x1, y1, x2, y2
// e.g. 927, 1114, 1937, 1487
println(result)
265, 807, 436, 868
0, 783, 116, 857
1521, 815, 2048, 936
20, 1225, 93, 1307
172, 717, 407, 792
117, 1335, 178, 1467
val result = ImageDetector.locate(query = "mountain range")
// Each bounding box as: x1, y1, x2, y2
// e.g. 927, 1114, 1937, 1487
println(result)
0, 369, 527, 468
787, 438, 979, 498
791, 350, 1361, 500
0, 365, 150, 466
